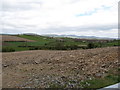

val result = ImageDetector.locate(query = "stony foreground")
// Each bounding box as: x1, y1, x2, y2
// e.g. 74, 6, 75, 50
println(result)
2, 47, 119, 88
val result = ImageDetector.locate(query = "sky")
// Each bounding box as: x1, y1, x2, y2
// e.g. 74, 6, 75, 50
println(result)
0, 0, 119, 38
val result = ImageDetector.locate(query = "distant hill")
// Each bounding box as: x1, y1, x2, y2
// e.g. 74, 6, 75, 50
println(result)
22, 33, 40, 36
42, 34, 115, 40
1, 33, 117, 40
0, 33, 40, 36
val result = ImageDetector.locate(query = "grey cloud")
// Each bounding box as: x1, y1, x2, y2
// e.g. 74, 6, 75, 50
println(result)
69, 0, 81, 3
1, 23, 118, 36
41, 24, 117, 33
1, 1, 43, 11
3, 23, 27, 29
3, 23, 37, 30
2, 23, 36, 34
2, 28, 24, 34
2, 19, 117, 34
81, 24, 117, 31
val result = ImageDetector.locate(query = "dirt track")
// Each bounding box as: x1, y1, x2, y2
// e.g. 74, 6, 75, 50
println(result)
2, 47, 119, 88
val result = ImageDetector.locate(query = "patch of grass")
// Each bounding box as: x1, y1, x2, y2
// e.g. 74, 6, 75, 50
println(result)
80, 75, 119, 88
18, 35, 55, 42
2, 46, 30, 52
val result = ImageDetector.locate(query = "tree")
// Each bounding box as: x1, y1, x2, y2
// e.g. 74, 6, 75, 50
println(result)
87, 43, 95, 49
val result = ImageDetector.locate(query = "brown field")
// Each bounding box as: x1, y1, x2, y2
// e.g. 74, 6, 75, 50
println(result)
2, 47, 119, 88
1, 35, 35, 42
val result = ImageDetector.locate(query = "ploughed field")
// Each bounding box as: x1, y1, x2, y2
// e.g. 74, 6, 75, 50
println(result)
1, 35, 35, 42
2, 47, 119, 88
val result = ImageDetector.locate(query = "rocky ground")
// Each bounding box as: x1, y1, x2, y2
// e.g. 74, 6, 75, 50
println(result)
2, 47, 119, 88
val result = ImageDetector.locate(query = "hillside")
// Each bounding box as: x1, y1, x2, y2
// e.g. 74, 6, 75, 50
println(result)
2, 47, 119, 88
43, 34, 115, 39
2, 34, 120, 52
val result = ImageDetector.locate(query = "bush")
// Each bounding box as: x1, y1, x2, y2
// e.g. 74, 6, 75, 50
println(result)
29, 46, 41, 50
2, 47, 15, 52
28, 43, 86, 50
87, 43, 95, 49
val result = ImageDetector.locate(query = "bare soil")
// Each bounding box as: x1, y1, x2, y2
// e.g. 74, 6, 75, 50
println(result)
1, 35, 35, 42
2, 47, 119, 88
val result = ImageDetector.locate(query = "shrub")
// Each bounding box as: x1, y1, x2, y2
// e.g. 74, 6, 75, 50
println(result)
29, 46, 41, 50
2, 47, 15, 52
87, 43, 95, 49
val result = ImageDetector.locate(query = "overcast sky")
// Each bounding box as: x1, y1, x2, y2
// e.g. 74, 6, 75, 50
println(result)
0, 0, 119, 38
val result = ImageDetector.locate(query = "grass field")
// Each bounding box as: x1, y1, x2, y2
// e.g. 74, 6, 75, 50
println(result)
2, 34, 120, 52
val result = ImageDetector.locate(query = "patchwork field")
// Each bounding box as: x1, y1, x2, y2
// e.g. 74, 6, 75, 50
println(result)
2, 47, 119, 88
2, 34, 120, 52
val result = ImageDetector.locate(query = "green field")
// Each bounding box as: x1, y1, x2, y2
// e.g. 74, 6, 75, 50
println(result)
2, 34, 120, 52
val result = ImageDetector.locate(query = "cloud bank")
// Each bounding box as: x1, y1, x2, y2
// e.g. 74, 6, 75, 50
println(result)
1, 0, 119, 38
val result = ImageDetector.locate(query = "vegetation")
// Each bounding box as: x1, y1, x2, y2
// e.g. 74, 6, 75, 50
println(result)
79, 67, 120, 88
48, 71, 119, 88
87, 43, 95, 49
2, 35, 120, 52
2, 47, 15, 52
80, 75, 119, 88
